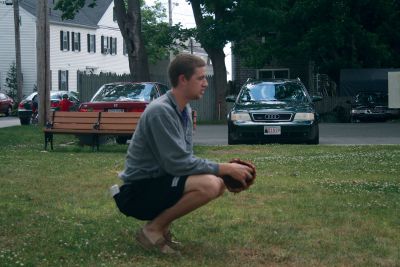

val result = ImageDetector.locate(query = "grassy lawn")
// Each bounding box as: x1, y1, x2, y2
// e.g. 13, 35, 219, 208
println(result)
0, 126, 399, 267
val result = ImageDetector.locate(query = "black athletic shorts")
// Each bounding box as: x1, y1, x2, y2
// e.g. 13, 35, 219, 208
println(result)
114, 174, 188, 221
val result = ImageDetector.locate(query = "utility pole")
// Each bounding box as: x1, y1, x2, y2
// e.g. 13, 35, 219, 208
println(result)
37, 0, 50, 126
13, 0, 23, 102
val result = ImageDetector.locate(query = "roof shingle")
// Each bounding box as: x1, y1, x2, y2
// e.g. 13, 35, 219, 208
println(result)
20, 0, 113, 28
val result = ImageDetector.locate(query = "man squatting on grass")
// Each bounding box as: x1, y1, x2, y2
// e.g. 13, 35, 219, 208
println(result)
112, 54, 253, 254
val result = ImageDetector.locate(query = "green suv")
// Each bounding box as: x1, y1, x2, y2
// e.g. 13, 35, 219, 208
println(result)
226, 79, 322, 144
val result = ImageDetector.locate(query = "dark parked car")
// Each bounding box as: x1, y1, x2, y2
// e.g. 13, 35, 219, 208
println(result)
226, 79, 322, 144
349, 92, 399, 122
18, 91, 80, 125
79, 82, 169, 144
0, 92, 14, 116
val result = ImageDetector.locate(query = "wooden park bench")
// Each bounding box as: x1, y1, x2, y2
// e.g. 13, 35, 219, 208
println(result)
44, 111, 141, 151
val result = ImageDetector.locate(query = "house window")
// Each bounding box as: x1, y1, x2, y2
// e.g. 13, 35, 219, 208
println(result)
113, 9, 117, 22
101, 36, 117, 55
101, 36, 109, 54
110, 37, 117, 55
71, 32, 81, 51
58, 70, 69, 90
123, 40, 128, 55
60, 31, 70, 51
87, 34, 96, 53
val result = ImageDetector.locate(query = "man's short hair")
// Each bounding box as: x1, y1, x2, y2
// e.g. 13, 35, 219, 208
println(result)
168, 54, 206, 87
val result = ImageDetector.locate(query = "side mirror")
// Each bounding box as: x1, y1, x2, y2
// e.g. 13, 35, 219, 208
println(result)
225, 95, 236, 103
311, 95, 323, 102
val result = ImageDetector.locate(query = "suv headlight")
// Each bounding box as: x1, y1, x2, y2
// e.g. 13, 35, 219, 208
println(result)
351, 109, 367, 114
294, 112, 315, 121
231, 112, 251, 122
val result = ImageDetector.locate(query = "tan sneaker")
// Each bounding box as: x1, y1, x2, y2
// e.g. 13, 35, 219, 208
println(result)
164, 231, 182, 249
136, 228, 181, 256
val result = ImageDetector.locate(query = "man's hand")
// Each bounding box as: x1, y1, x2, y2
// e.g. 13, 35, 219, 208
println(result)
218, 161, 255, 192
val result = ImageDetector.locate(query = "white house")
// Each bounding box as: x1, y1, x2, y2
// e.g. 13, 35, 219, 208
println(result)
0, 0, 130, 97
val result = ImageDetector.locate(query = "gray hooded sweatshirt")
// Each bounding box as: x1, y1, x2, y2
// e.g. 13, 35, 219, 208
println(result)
119, 90, 219, 183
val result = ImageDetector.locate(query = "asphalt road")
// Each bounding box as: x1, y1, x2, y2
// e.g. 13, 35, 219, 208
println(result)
0, 116, 20, 128
193, 122, 400, 145
1, 116, 399, 145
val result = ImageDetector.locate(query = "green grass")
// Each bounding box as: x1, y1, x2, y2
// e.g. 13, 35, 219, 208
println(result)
0, 126, 399, 267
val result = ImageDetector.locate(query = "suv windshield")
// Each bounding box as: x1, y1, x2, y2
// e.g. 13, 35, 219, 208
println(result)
91, 83, 154, 102
239, 82, 309, 103
355, 93, 387, 106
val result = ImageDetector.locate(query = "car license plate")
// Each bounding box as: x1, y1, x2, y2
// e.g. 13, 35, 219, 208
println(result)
264, 126, 281, 135
108, 109, 124, 112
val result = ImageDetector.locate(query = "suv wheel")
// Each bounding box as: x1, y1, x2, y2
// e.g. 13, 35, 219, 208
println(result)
307, 127, 319, 145
228, 129, 238, 145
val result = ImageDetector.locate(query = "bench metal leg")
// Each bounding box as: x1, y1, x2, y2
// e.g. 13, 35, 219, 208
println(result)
44, 133, 53, 150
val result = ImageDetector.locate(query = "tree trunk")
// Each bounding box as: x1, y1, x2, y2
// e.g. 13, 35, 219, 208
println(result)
208, 50, 228, 120
190, 0, 229, 120
114, 0, 150, 81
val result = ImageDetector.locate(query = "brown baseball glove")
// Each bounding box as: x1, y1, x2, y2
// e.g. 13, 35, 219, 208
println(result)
221, 158, 256, 190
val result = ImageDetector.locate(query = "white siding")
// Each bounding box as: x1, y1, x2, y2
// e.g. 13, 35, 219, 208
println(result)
0, 1, 129, 98
50, 2, 129, 92
0, 4, 37, 97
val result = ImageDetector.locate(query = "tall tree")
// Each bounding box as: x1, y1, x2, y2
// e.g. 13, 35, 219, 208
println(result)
275, 0, 400, 82
188, 0, 234, 117
113, 0, 150, 81
231, 0, 285, 69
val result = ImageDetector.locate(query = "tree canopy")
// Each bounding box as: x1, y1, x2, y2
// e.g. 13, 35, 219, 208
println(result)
230, 0, 400, 82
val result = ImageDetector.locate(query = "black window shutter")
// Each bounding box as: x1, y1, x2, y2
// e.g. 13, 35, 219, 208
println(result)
78, 33, 81, 51
109, 37, 112, 54
66, 71, 69, 91
87, 34, 90, 52
58, 70, 61, 90
67, 31, 70, 51
101, 36, 104, 54
94, 35, 96, 53
71, 32, 75, 51
115, 38, 117, 55
60, 31, 63, 50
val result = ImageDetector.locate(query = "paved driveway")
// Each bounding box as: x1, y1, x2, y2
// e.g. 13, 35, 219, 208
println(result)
0, 116, 20, 128
194, 123, 400, 145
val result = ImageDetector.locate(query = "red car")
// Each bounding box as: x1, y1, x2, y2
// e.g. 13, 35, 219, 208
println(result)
79, 82, 169, 143
0, 92, 14, 116
79, 82, 169, 112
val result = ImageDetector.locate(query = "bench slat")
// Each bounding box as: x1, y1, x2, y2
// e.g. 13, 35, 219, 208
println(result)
54, 117, 99, 123
101, 112, 142, 118
99, 124, 136, 131
99, 117, 139, 124
52, 111, 100, 118
52, 123, 97, 130
44, 129, 98, 134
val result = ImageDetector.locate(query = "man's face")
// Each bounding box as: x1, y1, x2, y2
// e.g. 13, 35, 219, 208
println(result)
182, 67, 208, 100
